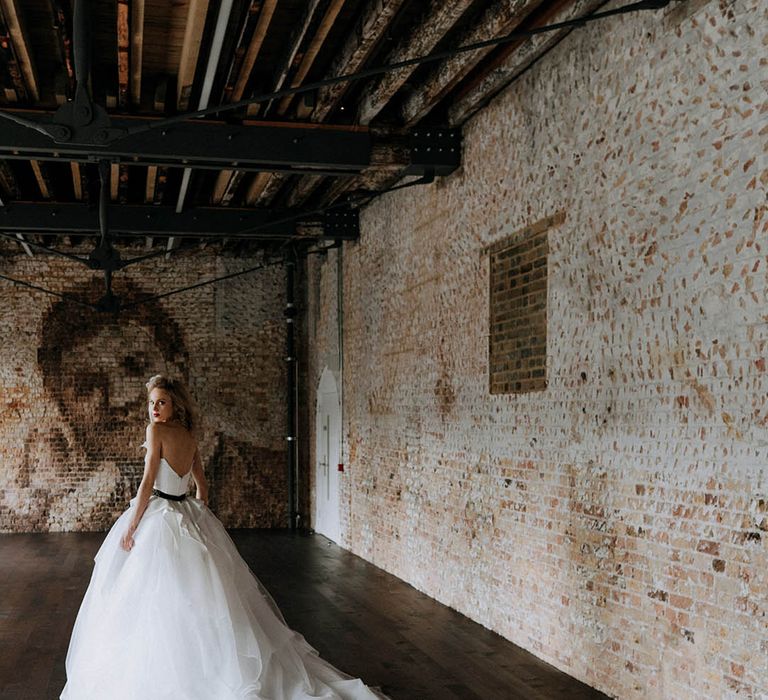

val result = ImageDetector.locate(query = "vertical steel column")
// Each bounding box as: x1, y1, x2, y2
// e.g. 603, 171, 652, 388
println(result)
285, 254, 298, 530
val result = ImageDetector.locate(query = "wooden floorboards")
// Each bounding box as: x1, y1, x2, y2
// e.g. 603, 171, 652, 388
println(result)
0, 530, 609, 700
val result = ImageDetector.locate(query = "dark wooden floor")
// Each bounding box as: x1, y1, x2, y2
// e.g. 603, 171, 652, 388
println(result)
0, 530, 609, 700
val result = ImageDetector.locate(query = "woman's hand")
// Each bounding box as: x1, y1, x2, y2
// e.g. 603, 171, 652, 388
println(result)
121, 524, 137, 552
196, 490, 209, 506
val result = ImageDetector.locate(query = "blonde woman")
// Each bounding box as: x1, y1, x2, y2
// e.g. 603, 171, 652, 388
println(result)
61, 375, 388, 700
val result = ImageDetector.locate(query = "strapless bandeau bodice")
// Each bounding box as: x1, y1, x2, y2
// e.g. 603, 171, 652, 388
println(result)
153, 457, 193, 497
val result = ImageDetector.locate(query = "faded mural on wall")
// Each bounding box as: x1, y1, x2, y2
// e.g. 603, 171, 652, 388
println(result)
0, 274, 287, 532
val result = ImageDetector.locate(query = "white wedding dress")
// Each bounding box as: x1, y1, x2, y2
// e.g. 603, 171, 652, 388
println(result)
60, 452, 389, 700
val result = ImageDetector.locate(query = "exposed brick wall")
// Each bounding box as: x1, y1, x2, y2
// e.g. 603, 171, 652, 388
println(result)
0, 251, 288, 531
304, 1, 768, 698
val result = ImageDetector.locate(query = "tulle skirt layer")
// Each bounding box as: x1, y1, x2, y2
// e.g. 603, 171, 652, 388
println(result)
60, 495, 387, 700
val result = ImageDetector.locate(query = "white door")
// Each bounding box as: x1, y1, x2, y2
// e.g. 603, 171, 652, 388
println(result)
315, 368, 341, 543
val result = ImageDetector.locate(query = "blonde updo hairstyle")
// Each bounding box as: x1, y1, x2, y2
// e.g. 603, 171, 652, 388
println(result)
146, 375, 199, 433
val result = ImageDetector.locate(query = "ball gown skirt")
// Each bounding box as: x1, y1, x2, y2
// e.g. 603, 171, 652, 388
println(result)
60, 458, 389, 700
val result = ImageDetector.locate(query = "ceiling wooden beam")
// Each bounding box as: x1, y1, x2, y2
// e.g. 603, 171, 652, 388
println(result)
0, 160, 19, 199
177, 0, 211, 111
217, 0, 275, 206
117, 0, 130, 109
230, 0, 278, 103
448, 0, 603, 126
30, 160, 51, 199
131, 0, 145, 105
400, 0, 543, 126
110, 163, 119, 201
260, 0, 324, 117
276, 0, 347, 116
357, 0, 476, 125
70, 161, 85, 201
0, 0, 39, 101
50, 0, 75, 100
286, 174, 324, 208
311, 0, 407, 123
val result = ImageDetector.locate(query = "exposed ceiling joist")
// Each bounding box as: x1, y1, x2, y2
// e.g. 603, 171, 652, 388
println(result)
177, 0, 210, 111
311, 0, 408, 123
260, 0, 324, 118
0, 160, 19, 199
0, 0, 39, 102
117, 0, 130, 109
357, 0, 477, 125
276, 0, 347, 116
448, 0, 605, 126
400, 0, 544, 126
30, 160, 51, 199
70, 161, 84, 200
231, 0, 279, 103
131, 0, 145, 104
50, 0, 75, 102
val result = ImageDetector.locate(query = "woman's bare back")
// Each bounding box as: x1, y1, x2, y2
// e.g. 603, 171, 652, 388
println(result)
155, 422, 197, 477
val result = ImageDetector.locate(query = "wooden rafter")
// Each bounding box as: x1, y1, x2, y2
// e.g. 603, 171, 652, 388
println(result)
212, 169, 246, 206
0, 0, 39, 101
311, 0, 407, 123
229, 0, 277, 103
131, 0, 145, 105
241, 0, 327, 205
30, 161, 51, 199
285, 0, 407, 213
357, 0, 476, 125
0, 5, 27, 101
261, 0, 324, 117
215, 0, 275, 207
245, 171, 286, 206
177, 0, 210, 111
447, 0, 603, 126
400, 0, 544, 126
50, 0, 75, 100
70, 162, 86, 201
117, 0, 130, 109
286, 174, 324, 208
275, 0, 347, 116
0, 159, 19, 199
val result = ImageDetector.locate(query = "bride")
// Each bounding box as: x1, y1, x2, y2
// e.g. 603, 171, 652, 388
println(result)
60, 375, 389, 700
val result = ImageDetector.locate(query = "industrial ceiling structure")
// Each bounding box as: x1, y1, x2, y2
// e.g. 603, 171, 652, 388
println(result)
0, 0, 672, 295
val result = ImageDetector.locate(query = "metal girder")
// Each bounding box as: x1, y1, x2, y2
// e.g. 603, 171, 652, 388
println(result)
0, 202, 359, 240
0, 111, 373, 173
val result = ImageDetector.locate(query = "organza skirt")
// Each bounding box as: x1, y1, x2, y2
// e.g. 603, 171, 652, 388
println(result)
60, 495, 388, 700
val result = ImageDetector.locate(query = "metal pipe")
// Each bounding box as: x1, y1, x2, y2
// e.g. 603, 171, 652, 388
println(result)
285, 254, 298, 529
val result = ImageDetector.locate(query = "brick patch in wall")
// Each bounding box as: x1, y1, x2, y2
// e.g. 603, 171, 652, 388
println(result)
486, 212, 564, 394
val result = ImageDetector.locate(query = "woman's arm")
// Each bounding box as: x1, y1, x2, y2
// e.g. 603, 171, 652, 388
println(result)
191, 448, 209, 505
121, 424, 162, 551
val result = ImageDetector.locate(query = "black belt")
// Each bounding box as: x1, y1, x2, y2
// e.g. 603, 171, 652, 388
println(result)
152, 488, 186, 501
